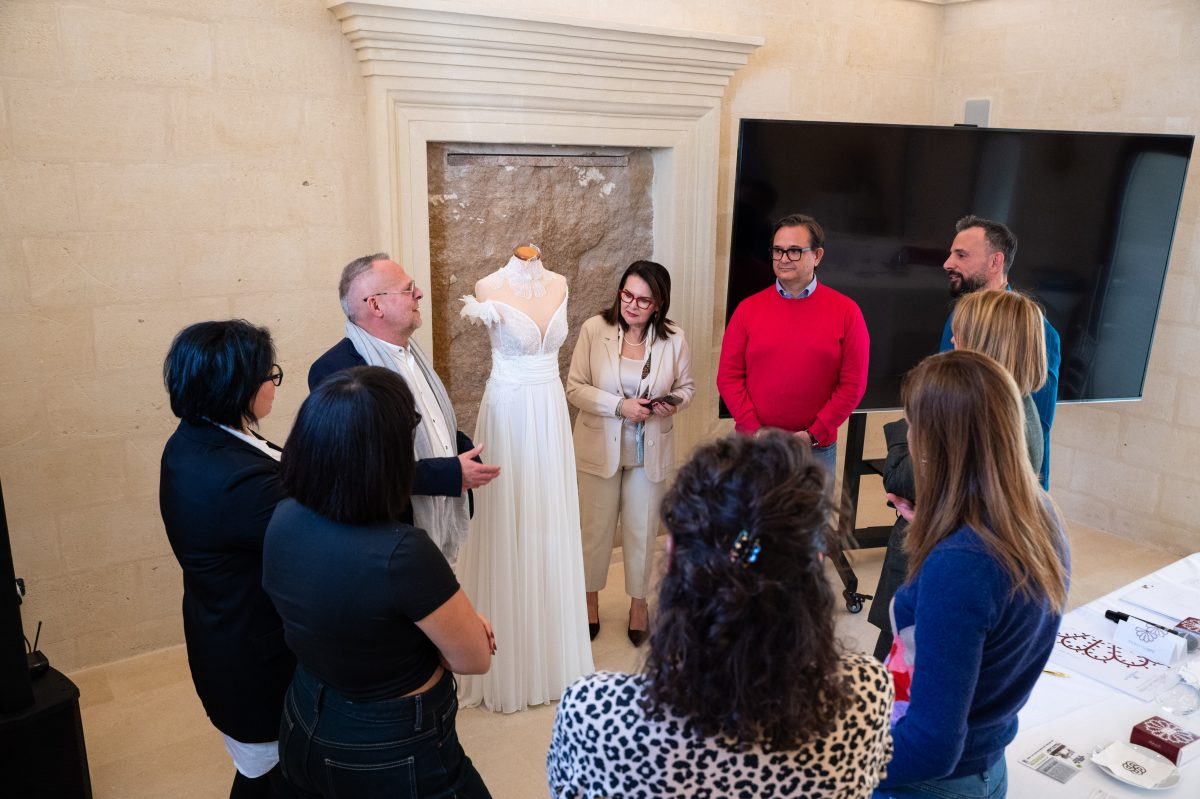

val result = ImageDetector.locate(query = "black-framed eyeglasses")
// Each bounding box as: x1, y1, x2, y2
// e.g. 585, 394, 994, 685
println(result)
266, 364, 283, 386
363, 283, 418, 302
771, 246, 815, 262
619, 289, 655, 310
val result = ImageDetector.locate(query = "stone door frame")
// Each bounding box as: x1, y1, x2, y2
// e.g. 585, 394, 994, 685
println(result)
327, 0, 761, 446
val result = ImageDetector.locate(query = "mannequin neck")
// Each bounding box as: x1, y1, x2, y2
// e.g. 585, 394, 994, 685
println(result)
502, 255, 547, 299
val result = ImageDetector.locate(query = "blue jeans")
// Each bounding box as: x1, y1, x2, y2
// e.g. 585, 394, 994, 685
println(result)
874, 759, 1007, 799
278, 666, 491, 799
812, 441, 838, 483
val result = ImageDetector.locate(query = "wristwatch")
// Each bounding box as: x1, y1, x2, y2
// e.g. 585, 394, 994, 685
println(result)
615, 400, 624, 419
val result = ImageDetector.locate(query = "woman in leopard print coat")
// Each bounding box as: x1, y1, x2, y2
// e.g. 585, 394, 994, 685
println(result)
547, 431, 893, 799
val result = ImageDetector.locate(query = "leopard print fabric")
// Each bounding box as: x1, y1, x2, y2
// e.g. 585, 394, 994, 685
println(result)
547, 652, 893, 799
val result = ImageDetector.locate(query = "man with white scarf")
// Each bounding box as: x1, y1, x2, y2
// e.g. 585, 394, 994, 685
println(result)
309, 253, 500, 560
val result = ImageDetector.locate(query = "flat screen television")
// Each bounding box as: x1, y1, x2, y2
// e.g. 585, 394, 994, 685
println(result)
725, 120, 1194, 412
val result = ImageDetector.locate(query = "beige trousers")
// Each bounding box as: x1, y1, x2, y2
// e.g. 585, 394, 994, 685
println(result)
577, 466, 667, 599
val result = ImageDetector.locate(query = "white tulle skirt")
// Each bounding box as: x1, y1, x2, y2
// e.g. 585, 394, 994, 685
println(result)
455, 352, 594, 713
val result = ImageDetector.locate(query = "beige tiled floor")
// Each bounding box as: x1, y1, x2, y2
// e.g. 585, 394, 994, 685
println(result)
71, 519, 1184, 799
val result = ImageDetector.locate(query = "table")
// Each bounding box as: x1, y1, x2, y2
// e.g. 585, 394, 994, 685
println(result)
1007, 553, 1200, 797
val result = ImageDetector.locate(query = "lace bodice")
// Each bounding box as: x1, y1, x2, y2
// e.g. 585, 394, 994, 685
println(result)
461, 294, 569, 358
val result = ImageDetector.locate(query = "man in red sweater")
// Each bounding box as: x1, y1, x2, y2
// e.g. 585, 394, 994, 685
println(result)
717, 213, 869, 477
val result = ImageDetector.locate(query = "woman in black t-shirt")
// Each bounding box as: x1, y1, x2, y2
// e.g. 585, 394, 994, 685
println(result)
263, 366, 495, 799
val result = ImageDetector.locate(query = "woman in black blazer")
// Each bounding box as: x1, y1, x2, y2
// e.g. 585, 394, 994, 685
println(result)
159, 320, 296, 799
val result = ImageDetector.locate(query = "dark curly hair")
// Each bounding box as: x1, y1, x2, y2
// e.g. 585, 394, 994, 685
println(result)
642, 430, 850, 751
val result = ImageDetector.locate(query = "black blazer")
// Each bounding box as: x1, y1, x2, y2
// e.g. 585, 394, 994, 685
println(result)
159, 420, 295, 742
308, 338, 476, 512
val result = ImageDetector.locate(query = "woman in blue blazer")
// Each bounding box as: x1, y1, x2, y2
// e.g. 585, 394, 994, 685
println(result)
159, 320, 296, 799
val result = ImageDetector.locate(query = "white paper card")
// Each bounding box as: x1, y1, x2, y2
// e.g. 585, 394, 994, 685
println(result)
1112, 619, 1187, 664
1020, 739, 1085, 783
1092, 742, 1176, 788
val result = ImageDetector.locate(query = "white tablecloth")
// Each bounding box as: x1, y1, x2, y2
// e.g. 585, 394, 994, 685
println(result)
1007, 552, 1200, 797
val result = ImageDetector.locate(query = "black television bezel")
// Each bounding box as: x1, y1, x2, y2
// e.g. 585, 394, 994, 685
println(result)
724, 118, 1195, 413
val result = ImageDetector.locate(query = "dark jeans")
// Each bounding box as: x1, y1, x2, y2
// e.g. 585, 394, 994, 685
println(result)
874, 759, 1008, 799
231, 764, 296, 799
279, 666, 491, 799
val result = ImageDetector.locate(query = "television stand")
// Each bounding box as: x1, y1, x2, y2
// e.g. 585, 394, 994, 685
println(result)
831, 412, 892, 613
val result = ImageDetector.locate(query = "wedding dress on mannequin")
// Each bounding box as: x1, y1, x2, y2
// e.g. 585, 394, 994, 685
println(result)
456, 245, 594, 713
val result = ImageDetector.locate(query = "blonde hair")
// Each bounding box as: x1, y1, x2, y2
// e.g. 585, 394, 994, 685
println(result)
903, 350, 1068, 610
951, 290, 1047, 396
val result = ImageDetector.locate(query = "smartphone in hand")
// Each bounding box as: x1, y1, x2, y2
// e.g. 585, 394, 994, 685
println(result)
648, 394, 680, 406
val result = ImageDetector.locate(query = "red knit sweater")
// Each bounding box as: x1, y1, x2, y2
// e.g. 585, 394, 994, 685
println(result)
717, 283, 869, 444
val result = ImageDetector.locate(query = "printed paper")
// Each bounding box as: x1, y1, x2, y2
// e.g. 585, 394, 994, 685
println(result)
1050, 628, 1176, 701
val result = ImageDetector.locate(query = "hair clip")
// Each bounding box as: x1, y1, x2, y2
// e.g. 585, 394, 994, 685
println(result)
729, 529, 762, 567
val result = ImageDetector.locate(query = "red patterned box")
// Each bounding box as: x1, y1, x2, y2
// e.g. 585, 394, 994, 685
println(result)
1130, 716, 1200, 765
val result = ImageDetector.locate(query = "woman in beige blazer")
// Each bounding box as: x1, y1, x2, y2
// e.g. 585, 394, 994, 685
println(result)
566, 261, 695, 646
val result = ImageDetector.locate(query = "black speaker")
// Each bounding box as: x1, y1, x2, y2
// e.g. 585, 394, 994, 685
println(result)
0, 476, 93, 797
0, 667, 93, 798
0, 477, 34, 713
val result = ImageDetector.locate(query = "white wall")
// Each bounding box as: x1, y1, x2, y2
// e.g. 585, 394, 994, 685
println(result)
0, 0, 374, 670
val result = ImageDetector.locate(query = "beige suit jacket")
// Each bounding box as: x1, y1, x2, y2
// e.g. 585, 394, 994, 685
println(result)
566, 315, 695, 483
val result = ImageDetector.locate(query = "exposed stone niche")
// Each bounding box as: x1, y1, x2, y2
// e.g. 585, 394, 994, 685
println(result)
428, 142, 654, 435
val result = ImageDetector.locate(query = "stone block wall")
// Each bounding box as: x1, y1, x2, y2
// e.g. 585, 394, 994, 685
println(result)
0, 0, 372, 671
0, 0, 963, 673
426, 143, 654, 434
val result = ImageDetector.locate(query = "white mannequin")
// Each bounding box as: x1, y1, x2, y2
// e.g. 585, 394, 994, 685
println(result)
457, 242, 594, 711
474, 244, 567, 336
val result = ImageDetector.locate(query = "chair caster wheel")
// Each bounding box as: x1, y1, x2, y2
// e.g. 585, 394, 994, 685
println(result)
846, 600, 863, 614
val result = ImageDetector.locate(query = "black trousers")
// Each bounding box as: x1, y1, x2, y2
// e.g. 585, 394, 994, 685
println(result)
868, 517, 910, 662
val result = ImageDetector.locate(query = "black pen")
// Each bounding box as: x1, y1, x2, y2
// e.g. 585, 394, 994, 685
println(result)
1105, 609, 1199, 651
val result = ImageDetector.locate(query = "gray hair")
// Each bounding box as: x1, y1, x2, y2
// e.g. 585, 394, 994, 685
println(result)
338, 252, 390, 320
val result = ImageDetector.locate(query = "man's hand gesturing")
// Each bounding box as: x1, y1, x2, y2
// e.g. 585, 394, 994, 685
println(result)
459, 444, 501, 492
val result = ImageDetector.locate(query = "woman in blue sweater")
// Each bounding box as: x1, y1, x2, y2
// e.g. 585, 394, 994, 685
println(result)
875, 350, 1070, 799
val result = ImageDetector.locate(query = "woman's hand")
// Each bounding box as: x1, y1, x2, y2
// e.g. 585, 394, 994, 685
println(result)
620, 398, 652, 422
415, 588, 493, 675
651, 400, 679, 417
886, 492, 916, 522
479, 613, 497, 655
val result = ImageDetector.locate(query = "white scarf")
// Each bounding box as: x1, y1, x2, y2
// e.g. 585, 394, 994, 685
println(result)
344, 321, 470, 560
